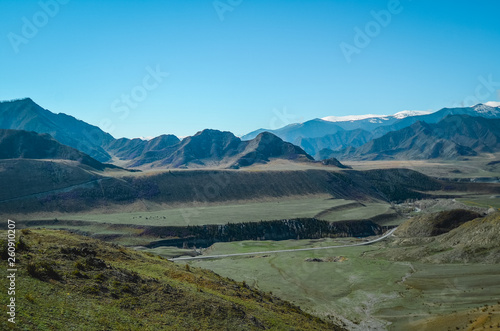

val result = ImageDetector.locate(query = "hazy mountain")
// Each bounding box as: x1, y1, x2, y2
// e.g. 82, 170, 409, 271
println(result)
129, 130, 314, 168
372, 104, 500, 137
242, 119, 345, 141
242, 104, 500, 158
295, 128, 374, 158
0, 128, 112, 170
0, 98, 114, 162
241, 110, 432, 142
334, 115, 500, 160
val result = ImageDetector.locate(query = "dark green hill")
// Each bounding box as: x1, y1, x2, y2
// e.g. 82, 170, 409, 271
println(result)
0, 98, 114, 162
0, 128, 113, 170
0, 229, 345, 330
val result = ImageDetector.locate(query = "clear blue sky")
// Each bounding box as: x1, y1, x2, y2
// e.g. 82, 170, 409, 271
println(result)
1, 0, 500, 138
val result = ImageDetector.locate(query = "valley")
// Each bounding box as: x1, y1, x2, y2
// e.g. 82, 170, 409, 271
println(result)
2, 99, 500, 330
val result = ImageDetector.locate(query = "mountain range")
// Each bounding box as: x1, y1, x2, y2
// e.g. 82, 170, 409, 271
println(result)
1, 98, 500, 168
329, 115, 500, 160
0, 99, 315, 169
242, 104, 500, 158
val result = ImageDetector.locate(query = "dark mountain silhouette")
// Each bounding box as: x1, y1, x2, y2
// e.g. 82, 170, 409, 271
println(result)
0, 99, 314, 169
105, 134, 180, 160
0, 98, 114, 162
129, 130, 314, 168
0, 129, 113, 170
334, 115, 500, 160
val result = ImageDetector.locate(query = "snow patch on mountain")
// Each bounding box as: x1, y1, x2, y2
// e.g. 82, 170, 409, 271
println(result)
322, 114, 388, 122
322, 109, 432, 123
473, 104, 500, 114
483, 101, 500, 108
393, 110, 432, 119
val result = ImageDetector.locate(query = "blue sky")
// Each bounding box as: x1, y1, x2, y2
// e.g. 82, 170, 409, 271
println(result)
1, 0, 500, 138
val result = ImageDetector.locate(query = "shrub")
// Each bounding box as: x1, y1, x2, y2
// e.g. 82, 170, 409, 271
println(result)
27, 260, 61, 281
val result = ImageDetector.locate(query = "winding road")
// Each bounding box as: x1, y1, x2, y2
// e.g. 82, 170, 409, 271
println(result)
169, 227, 398, 261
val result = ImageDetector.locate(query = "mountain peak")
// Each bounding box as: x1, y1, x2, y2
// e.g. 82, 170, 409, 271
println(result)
473, 103, 500, 114
393, 110, 433, 119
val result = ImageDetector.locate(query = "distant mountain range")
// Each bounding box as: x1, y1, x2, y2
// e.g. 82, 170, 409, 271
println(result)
328, 115, 500, 160
1, 98, 500, 168
242, 104, 500, 158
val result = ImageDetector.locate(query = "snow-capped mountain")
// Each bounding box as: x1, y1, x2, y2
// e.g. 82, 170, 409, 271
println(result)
472, 103, 500, 115
321, 110, 432, 123
241, 104, 500, 159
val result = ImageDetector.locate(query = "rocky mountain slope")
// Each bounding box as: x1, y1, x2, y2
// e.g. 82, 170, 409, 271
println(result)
242, 104, 500, 158
0, 99, 314, 169
128, 130, 314, 169
334, 115, 500, 160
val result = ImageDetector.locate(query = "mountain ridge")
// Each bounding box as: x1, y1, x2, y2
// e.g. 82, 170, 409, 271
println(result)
332, 115, 500, 160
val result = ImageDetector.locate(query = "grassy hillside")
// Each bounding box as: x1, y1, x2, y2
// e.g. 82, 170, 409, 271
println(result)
377, 211, 500, 264
1, 165, 446, 218
394, 209, 482, 237
189, 214, 500, 330
0, 229, 345, 330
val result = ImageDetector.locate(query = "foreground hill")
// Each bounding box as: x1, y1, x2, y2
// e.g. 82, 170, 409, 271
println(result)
334, 115, 500, 160
0, 229, 344, 330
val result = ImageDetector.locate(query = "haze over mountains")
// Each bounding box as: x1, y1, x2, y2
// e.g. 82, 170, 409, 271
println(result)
1, 98, 500, 169
243, 103, 500, 158
330, 115, 500, 160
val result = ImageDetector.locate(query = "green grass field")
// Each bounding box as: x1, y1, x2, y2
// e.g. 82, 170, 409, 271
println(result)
457, 195, 500, 209
318, 202, 397, 222
33, 196, 358, 226
186, 239, 500, 330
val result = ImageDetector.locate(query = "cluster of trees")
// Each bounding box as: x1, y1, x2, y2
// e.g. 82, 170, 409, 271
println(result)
144, 218, 386, 248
